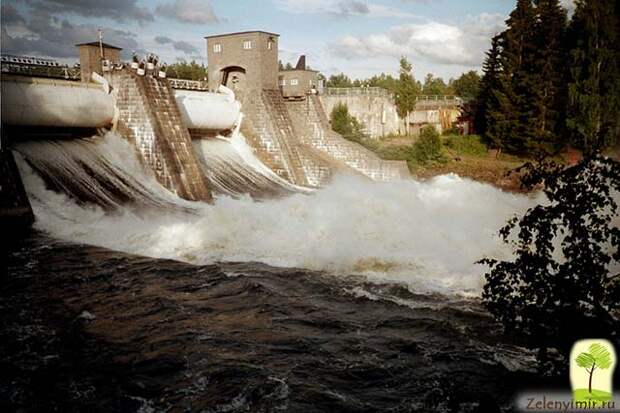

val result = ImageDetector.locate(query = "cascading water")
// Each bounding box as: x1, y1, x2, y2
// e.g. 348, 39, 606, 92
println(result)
14, 132, 541, 296
192, 114, 310, 199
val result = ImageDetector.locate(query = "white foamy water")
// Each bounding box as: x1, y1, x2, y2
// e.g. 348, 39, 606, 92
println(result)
15, 133, 541, 296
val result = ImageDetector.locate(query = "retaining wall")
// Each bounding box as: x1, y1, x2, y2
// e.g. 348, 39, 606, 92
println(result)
319, 94, 401, 138
287, 96, 410, 181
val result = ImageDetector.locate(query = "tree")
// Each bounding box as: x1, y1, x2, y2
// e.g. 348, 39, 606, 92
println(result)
482, 0, 539, 154
576, 343, 613, 394
477, 35, 503, 141
450, 70, 480, 101
365, 73, 400, 94
412, 126, 445, 164
395, 56, 418, 134
422, 73, 452, 95
480, 156, 620, 366
325, 73, 353, 88
330, 103, 366, 143
565, 0, 620, 155
529, 0, 567, 155
165, 60, 207, 81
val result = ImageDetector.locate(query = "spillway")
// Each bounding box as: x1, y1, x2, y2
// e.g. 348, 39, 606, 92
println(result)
0, 74, 241, 132
14, 131, 540, 296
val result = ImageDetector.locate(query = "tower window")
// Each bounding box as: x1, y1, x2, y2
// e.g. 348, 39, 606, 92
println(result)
243, 40, 252, 50
290, 79, 299, 86
213, 43, 222, 53
268, 41, 273, 50
279, 79, 286, 86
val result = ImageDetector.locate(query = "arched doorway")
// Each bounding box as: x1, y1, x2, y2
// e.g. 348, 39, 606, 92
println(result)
220, 66, 246, 95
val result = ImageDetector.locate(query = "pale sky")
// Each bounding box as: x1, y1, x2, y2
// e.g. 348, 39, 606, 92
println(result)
1, 0, 575, 81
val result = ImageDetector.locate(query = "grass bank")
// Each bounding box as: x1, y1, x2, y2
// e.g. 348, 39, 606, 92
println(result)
358, 134, 529, 192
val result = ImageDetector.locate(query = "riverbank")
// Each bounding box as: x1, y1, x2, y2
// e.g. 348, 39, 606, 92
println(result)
2, 234, 564, 412
365, 134, 529, 192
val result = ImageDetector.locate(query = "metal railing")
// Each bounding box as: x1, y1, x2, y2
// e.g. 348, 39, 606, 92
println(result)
324, 87, 393, 98
1, 60, 81, 81
168, 78, 209, 91
416, 95, 462, 102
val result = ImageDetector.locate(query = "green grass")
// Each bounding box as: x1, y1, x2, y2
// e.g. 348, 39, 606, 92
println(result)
573, 389, 613, 406
443, 134, 488, 157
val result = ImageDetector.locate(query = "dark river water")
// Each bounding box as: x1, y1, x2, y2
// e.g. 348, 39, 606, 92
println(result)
1, 234, 552, 413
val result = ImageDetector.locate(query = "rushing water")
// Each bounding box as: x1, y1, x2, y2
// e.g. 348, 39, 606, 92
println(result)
3, 132, 549, 412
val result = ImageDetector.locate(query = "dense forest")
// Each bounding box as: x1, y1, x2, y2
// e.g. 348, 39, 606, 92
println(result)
476, 0, 619, 157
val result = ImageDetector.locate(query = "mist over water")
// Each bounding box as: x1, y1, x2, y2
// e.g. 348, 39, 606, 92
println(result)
15, 133, 540, 296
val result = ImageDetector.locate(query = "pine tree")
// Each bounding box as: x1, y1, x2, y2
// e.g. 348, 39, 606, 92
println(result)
566, 0, 620, 155
492, 0, 538, 153
529, 0, 568, 156
477, 35, 502, 143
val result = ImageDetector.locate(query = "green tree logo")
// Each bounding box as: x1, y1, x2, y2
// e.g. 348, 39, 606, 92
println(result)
572, 341, 615, 404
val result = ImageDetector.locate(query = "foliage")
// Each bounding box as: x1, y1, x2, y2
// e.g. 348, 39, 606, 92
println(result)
422, 73, 453, 96
325, 73, 354, 88
394, 56, 419, 120
330, 103, 367, 143
479, 155, 620, 366
279, 61, 294, 71
165, 60, 207, 81
363, 73, 401, 94
488, 0, 539, 155
477, 35, 503, 144
478, 0, 619, 157
566, 0, 620, 155
450, 71, 481, 101
529, 0, 567, 155
444, 135, 488, 157
412, 126, 447, 165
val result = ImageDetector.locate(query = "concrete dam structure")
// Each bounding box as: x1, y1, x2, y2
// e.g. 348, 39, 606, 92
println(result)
1, 32, 410, 230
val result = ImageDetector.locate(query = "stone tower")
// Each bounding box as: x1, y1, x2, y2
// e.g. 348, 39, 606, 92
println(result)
205, 31, 279, 96
76, 41, 122, 83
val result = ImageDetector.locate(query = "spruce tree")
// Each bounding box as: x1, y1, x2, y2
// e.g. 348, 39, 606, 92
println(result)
566, 0, 620, 154
529, 0, 568, 156
492, 0, 538, 153
477, 35, 502, 144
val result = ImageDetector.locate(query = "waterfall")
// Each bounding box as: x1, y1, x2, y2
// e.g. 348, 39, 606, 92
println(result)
14, 132, 540, 296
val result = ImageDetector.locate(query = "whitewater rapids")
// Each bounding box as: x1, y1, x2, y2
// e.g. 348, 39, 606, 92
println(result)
14, 132, 540, 296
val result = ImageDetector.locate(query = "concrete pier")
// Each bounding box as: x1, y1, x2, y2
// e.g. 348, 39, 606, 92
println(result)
108, 69, 213, 202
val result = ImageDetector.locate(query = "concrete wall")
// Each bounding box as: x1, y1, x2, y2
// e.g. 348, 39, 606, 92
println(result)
107, 69, 212, 202
240, 89, 332, 187
287, 95, 409, 181
320, 93, 401, 139
279, 70, 318, 98
206, 31, 279, 93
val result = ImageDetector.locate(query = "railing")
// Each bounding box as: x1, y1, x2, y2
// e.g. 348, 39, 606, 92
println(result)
168, 78, 209, 91
413, 94, 462, 104
324, 87, 393, 98
1, 61, 81, 81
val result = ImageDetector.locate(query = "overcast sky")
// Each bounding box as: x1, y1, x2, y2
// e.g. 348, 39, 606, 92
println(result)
1, 0, 575, 81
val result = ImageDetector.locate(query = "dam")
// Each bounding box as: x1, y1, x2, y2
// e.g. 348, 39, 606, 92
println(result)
1, 33, 410, 231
